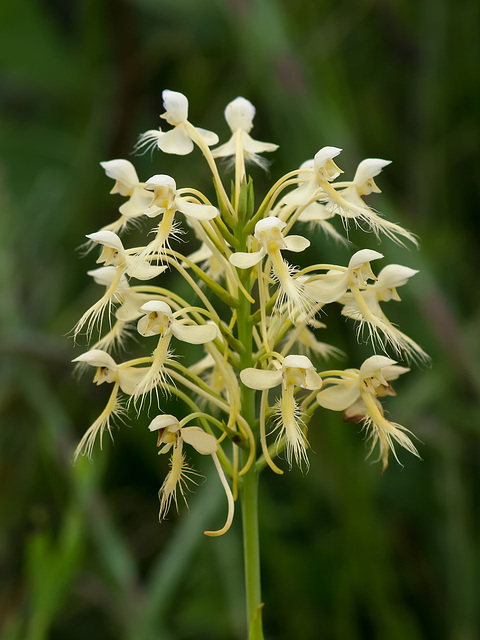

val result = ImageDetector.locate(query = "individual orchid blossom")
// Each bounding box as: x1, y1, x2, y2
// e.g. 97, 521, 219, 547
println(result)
283, 147, 343, 207
86, 266, 171, 352
87, 230, 166, 279
284, 149, 416, 246
136, 90, 219, 156
347, 158, 392, 197
338, 263, 429, 362
130, 174, 218, 266
241, 355, 322, 467
149, 414, 234, 535
100, 159, 154, 227
72, 349, 150, 458
73, 349, 148, 395
230, 217, 313, 323
212, 97, 278, 168
305, 248, 383, 305
74, 231, 166, 339
316, 355, 419, 471
72, 91, 427, 639
134, 301, 219, 402
148, 414, 217, 519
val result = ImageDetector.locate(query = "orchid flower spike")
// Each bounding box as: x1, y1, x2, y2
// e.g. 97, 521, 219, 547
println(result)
72, 91, 427, 575
317, 355, 419, 471
212, 97, 278, 168
136, 90, 219, 156
241, 355, 322, 467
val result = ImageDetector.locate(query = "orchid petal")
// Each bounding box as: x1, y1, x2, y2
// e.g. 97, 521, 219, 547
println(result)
149, 414, 181, 432
254, 217, 286, 235
171, 322, 218, 344
117, 367, 150, 395
181, 427, 218, 454
316, 380, 360, 411
283, 354, 314, 369
119, 187, 155, 218
283, 235, 310, 253
229, 249, 265, 269
140, 301, 173, 314
162, 90, 189, 123
241, 131, 278, 155
376, 265, 418, 289
101, 159, 139, 193
240, 368, 282, 390
314, 146, 342, 168
225, 97, 255, 133
126, 263, 167, 281
298, 201, 335, 221
360, 355, 397, 377
145, 174, 177, 191
87, 231, 124, 253
88, 266, 128, 291
305, 273, 349, 304
157, 127, 194, 155
176, 198, 218, 220
304, 368, 323, 390
195, 127, 219, 147
348, 249, 383, 271
353, 158, 391, 186
282, 179, 318, 206
73, 349, 117, 369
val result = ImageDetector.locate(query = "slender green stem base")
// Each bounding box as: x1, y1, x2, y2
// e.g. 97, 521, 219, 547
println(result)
240, 460, 264, 639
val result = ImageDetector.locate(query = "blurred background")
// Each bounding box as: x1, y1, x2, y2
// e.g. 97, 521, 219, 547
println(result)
1, 0, 479, 638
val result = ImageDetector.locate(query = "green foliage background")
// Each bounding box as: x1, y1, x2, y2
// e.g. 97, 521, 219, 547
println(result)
1, 0, 479, 638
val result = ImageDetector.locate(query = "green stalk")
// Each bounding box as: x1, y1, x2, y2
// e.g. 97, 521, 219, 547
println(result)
241, 449, 264, 639
237, 263, 264, 639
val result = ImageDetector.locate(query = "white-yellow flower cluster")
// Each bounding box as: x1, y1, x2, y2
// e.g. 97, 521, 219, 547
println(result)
73, 90, 427, 533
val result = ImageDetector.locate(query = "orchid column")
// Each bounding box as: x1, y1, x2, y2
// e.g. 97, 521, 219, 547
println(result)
73, 90, 427, 639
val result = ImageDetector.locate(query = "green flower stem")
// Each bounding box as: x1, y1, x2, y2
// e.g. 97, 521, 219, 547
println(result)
241, 452, 263, 640
237, 267, 264, 640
